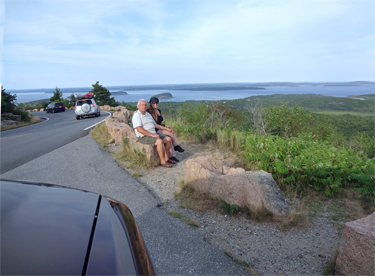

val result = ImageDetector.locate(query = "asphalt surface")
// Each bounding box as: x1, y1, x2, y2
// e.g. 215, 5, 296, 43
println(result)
1, 133, 250, 275
0, 110, 109, 174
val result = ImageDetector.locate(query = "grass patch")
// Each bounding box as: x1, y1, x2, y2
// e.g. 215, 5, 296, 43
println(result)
90, 122, 114, 148
90, 122, 149, 169
168, 211, 199, 227
112, 136, 150, 169
249, 206, 275, 222
323, 248, 339, 276
132, 173, 142, 178
224, 251, 259, 275
277, 211, 311, 231
1, 116, 43, 132
174, 183, 218, 212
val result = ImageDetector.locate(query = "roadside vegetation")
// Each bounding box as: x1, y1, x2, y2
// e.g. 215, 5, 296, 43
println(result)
90, 89, 374, 220
88, 85, 374, 225
1, 86, 43, 131
161, 99, 374, 210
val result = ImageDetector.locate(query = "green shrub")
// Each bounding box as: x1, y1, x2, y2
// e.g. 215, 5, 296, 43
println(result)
13, 109, 31, 122
1, 87, 17, 113
350, 132, 375, 159
263, 105, 336, 140
120, 102, 137, 111
244, 133, 375, 203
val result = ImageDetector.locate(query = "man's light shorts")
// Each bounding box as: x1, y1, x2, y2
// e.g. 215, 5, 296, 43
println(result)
137, 133, 166, 145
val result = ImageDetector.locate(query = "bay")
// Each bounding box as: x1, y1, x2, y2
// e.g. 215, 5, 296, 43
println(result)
13, 85, 375, 104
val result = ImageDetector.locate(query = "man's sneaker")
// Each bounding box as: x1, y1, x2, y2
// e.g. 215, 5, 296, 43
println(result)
169, 156, 180, 162
174, 145, 185, 152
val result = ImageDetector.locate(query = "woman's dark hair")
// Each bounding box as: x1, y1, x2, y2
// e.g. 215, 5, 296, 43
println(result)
148, 97, 159, 122
149, 97, 159, 104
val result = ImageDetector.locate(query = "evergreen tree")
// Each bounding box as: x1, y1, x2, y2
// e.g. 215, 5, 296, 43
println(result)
62, 93, 76, 109
89, 81, 117, 106
50, 87, 63, 102
1, 86, 17, 113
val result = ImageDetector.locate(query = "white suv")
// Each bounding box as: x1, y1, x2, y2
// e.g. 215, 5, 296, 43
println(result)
75, 93, 101, 120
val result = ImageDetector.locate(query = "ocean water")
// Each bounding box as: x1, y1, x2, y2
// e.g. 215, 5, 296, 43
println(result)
13, 85, 375, 104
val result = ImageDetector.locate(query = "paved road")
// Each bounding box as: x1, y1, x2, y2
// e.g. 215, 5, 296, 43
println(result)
1, 118, 249, 275
0, 110, 110, 174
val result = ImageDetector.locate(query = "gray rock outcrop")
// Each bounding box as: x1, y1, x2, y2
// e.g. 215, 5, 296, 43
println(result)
335, 212, 375, 275
1, 113, 21, 122
1, 113, 22, 125
184, 155, 292, 216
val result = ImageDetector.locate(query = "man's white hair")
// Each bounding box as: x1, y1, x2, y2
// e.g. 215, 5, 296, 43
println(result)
137, 99, 146, 106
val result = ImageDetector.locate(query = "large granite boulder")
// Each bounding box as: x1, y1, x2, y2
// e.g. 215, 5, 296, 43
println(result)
105, 117, 136, 143
184, 155, 292, 216
100, 105, 114, 111
104, 116, 160, 167
112, 109, 132, 123
335, 212, 375, 276
129, 138, 160, 167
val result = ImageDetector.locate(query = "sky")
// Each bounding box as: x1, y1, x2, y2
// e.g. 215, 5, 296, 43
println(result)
1, 0, 375, 89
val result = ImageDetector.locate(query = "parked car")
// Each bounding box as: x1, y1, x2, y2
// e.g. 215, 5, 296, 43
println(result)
0, 179, 155, 276
75, 93, 101, 120
46, 102, 66, 113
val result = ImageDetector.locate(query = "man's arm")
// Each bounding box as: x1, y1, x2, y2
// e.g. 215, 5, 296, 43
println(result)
135, 126, 158, 137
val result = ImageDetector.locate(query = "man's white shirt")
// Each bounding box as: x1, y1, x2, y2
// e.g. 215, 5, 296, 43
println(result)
132, 110, 157, 137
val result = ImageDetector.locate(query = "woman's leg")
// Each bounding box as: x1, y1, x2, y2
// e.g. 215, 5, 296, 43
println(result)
157, 129, 176, 157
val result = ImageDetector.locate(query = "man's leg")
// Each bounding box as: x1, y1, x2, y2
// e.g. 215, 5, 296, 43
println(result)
155, 138, 167, 164
162, 136, 172, 161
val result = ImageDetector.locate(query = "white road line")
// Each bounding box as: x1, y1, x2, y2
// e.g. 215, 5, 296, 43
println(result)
84, 119, 106, 130
83, 112, 111, 130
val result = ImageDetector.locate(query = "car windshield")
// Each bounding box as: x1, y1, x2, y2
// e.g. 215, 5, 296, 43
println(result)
77, 100, 92, 106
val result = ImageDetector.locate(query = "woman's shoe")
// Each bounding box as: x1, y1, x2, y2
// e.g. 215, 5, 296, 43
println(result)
169, 156, 179, 162
174, 145, 185, 152
167, 159, 176, 164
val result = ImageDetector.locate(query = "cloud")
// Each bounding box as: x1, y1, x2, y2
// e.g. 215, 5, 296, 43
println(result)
2, 0, 374, 88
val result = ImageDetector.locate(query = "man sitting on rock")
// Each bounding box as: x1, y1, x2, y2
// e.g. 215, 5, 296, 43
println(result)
132, 99, 176, 168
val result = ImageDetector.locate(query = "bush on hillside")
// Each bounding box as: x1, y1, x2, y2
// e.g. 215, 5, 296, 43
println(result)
350, 132, 375, 159
172, 102, 247, 143
13, 109, 31, 122
244, 133, 375, 203
263, 105, 336, 140
1, 86, 17, 113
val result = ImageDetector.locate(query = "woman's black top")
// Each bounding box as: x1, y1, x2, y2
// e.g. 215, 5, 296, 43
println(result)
147, 108, 164, 126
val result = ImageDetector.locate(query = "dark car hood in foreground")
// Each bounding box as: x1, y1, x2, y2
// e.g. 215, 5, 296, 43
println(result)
1, 179, 154, 275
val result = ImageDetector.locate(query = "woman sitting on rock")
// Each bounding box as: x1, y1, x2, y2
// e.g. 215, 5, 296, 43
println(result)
147, 96, 184, 162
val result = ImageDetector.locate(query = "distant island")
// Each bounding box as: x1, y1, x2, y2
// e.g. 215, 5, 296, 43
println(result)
170, 86, 265, 91
110, 90, 128, 95
153, 92, 174, 99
